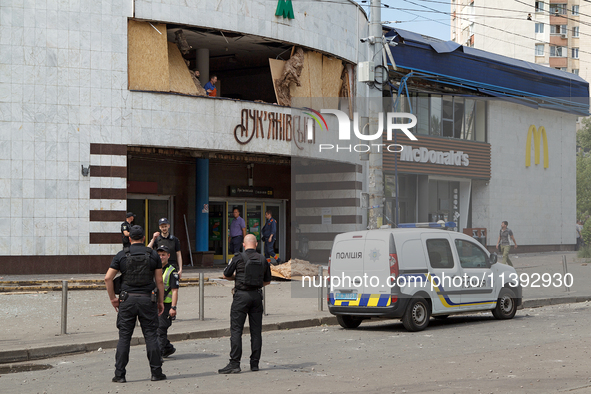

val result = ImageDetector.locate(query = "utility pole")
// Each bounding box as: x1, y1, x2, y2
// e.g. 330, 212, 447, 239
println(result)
367, 0, 383, 229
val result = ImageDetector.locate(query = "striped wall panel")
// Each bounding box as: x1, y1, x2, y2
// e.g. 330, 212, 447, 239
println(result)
293, 160, 364, 263
88, 143, 128, 252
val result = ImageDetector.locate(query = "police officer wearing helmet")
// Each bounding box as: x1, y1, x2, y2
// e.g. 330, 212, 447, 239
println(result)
219, 234, 272, 374
104, 225, 166, 383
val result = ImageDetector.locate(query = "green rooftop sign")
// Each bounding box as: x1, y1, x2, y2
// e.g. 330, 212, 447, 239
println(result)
276, 0, 294, 19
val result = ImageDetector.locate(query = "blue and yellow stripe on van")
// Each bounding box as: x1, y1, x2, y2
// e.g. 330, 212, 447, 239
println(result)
425, 273, 496, 308
329, 293, 392, 307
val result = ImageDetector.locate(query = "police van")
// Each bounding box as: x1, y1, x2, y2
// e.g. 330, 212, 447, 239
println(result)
327, 225, 521, 331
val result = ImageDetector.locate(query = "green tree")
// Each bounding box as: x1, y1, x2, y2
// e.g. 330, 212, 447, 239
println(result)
576, 153, 591, 220
577, 118, 591, 220
578, 117, 591, 152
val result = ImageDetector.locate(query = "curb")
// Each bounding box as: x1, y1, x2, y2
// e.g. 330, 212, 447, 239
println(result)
0, 316, 338, 364
1, 296, 587, 365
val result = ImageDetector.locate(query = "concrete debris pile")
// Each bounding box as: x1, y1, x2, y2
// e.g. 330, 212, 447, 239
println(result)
174, 29, 191, 54
271, 259, 322, 280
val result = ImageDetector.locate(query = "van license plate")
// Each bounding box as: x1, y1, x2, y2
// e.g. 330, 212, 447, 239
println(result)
335, 292, 357, 300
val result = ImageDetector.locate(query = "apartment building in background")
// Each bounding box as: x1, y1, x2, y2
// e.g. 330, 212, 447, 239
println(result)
451, 0, 590, 81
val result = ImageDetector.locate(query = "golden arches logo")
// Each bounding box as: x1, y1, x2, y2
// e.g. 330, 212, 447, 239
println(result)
525, 125, 549, 169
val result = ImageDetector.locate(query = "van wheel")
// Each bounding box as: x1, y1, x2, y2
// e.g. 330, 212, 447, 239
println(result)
337, 315, 362, 329
402, 298, 431, 332
492, 288, 517, 320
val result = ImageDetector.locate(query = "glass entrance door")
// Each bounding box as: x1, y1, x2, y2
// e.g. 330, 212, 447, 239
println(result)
127, 196, 173, 245
208, 200, 285, 265
246, 203, 262, 254
209, 202, 225, 265
263, 203, 282, 261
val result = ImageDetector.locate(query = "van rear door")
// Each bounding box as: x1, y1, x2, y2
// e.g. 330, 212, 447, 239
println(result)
330, 234, 366, 305
362, 232, 391, 306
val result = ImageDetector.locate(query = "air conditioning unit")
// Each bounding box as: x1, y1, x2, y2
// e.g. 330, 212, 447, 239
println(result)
561, 33, 568, 39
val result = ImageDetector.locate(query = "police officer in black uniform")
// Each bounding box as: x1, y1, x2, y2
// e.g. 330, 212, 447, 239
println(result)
104, 225, 167, 383
219, 234, 272, 374
121, 212, 135, 248
148, 217, 183, 278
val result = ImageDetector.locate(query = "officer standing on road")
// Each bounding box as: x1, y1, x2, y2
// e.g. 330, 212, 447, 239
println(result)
148, 218, 183, 278
104, 225, 167, 383
228, 207, 246, 255
121, 212, 135, 248
261, 209, 281, 265
156, 245, 179, 359
219, 234, 272, 374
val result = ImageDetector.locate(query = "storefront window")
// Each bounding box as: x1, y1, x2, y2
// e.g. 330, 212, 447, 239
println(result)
416, 94, 430, 135
397, 93, 487, 142
428, 180, 460, 226
430, 96, 442, 136
463, 99, 475, 140
384, 174, 417, 225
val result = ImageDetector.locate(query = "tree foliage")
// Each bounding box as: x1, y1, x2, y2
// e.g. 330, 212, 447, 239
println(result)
578, 118, 591, 153
577, 118, 591, 221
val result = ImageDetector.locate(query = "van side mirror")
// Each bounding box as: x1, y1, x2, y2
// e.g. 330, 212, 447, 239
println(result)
489, 253, 498, 265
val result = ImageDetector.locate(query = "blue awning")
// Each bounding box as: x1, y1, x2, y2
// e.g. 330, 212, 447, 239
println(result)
385, 28, 589, 116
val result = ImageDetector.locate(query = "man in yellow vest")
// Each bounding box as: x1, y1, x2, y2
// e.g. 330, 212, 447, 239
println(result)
156, 245, 179, 358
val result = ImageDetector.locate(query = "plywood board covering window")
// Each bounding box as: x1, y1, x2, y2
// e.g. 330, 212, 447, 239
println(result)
128, 20, 169, 91
167, 42, 199, 95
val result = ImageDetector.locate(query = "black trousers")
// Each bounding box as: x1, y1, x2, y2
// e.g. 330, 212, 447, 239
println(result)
229, 236, 243, 254
229, 289, 263, 365
115, 295, 162, 378
157, 303, 174, 353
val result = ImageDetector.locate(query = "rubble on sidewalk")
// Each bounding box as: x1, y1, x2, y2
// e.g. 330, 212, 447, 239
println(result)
271, 259, 322, 280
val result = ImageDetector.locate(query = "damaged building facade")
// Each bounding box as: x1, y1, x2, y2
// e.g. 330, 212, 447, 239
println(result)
0, 0, 369, 273
1, 2, 588, 275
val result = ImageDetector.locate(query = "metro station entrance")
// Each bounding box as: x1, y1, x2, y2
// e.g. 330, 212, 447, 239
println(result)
208, 199, 285, 265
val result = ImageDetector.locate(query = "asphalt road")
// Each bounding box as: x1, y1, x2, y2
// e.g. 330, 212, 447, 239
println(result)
2, 303, 591, 394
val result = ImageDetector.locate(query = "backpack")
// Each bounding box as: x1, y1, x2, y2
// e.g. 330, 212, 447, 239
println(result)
240, 252, 264, 288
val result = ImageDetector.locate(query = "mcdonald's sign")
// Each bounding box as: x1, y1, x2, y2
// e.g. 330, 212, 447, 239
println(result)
525, 125, 549, 169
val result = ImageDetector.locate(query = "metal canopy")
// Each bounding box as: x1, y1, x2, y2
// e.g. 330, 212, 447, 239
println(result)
386, 28, 589, 116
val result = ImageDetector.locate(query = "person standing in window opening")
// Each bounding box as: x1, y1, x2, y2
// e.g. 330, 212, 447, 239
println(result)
229, 208, 246, 254
204, 75, 218, 97
496, 221, 517, 267
261, 210, 281, 265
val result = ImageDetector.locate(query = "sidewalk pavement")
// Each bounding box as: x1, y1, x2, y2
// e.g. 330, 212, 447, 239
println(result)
0, 251, 589, 364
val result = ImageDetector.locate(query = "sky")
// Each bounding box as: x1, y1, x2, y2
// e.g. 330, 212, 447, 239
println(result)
352, 0, 452, 41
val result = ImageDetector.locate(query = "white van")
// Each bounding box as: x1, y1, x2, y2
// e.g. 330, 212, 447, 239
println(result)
328, 228, 521, 331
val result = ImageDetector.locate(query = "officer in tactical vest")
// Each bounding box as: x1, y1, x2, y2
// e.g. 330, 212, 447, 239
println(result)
156, 245, 179, 359
148, 217, 183, 278
219, 234, 272, 374
104, 225, 167, 383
